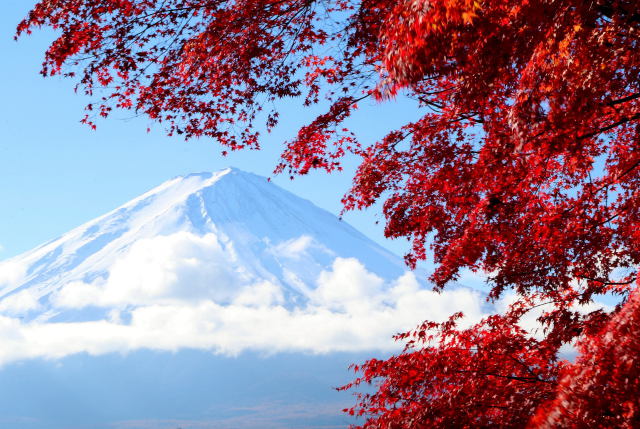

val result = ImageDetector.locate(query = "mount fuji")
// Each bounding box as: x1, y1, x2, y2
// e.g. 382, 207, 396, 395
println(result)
0, 168, 406, 323
0, 168, 486, 428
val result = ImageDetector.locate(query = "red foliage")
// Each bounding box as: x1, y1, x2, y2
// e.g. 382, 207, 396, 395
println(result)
340, 311, 562, 428
532, 284, 640, 428
17, 0, 640, 426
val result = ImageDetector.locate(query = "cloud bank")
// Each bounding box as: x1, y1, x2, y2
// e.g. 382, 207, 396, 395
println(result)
0, 232, 491, 365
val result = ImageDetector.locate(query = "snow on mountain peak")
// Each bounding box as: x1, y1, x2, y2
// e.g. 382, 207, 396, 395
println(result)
0, 168, 488, 364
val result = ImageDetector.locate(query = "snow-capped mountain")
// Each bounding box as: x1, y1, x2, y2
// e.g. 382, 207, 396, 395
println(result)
0, 167, 486, 362
0, 168, 489, 429
0, 168, 406, 321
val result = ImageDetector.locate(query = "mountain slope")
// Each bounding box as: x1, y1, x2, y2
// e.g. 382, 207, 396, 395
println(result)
0, 168, 405, 320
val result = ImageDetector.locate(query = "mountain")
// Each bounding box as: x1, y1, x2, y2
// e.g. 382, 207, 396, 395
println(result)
0, 168, 406, 323
0, 168, 487, 429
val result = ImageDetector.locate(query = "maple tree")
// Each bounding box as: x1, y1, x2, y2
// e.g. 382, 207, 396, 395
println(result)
17, 0, 640, 426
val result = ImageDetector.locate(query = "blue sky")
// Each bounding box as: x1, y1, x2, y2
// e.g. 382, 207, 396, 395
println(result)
0, 0, 422, 260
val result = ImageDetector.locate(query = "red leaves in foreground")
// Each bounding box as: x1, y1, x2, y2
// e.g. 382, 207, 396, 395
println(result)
533, 287, 640, 429
340, 312, 561, 428
17, 0, 640, 426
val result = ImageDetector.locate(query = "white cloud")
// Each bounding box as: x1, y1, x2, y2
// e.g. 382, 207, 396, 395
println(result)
53, 232, 249, 308
271, 235, 315, 260
52, 280, 103, 309
0, 260, 27, 292
0, 250, 492, 364
270, 235, 334, 261
233, 281, 284, 307
311, 257, 385, 312
0, 289, 42, 314
0, 231, 614, 366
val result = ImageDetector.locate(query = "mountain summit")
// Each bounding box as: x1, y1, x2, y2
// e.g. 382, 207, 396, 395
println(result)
0, 168, 407, 323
